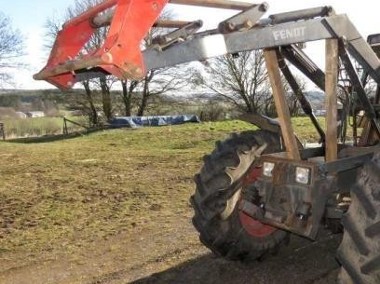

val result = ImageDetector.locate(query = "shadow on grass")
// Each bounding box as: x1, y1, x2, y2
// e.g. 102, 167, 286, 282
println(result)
128, 250, 340, 284
93, 234, 341, 284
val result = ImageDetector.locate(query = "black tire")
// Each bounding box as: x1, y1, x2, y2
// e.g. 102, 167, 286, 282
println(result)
337, 152, 380, 284
190, 130, 288, 260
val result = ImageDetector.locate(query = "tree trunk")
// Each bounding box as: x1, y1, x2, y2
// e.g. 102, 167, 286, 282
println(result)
83, 81, 98, 126
138, 79, 149, 117
138, 72, 154, 117
121, 80, 132, 116
121, 80, 138, 116
100, 77, 112, 121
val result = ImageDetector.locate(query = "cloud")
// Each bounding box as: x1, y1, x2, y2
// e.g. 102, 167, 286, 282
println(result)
26, 30, 47, 68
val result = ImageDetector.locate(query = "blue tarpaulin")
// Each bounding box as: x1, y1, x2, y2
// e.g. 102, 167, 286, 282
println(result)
110, 115, 200, 128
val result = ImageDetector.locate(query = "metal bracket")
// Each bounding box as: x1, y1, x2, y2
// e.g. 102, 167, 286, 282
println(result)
151, 20, 203, 50
218, 2, 268, 34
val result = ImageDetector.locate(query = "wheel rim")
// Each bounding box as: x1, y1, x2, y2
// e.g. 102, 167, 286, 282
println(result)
238, 166, 277, 238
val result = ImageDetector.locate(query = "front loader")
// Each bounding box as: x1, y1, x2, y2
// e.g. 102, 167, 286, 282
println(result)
34, 1, 380, 283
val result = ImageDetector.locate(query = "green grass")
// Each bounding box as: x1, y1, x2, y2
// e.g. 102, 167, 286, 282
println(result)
292, 116, 325, 142
2, 116, 88, 138
0, 118, 329, 260
0, 121, 252, 255
2, 116, 327, 141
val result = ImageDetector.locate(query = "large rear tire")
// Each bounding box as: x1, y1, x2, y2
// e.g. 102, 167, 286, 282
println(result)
337, 152, 380, 284
190, 130, 288, 260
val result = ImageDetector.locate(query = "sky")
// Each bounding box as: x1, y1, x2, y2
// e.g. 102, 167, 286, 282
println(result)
0, 0, 379, 90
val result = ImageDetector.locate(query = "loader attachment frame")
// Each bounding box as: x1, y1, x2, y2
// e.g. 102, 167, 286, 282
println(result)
34, 0, 170, 89
33, 0, 257, 89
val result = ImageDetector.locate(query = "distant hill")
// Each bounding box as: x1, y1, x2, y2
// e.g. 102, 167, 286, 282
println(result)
305, 91, 325, 110
178, 91, 326, 110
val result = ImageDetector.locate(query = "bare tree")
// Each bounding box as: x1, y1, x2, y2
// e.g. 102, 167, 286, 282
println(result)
67, 0, 113, 121
65, 81, 101, 126
117, 66, 191, 117
194, 50, 269, 114
44, 0, 112, 124
82, 81, 100, 126
0, 12, 24, 87
195, 50, 306, 117
139, 68, 190, 116
263, 75, 306, 117
120, 80, 138, 116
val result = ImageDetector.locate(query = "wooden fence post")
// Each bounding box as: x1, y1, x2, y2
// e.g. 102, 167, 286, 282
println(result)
0, 122, 5, 140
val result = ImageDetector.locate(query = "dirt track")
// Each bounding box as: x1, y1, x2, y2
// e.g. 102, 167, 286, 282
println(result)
102, 225, 342, 284
0, 213, 341, 284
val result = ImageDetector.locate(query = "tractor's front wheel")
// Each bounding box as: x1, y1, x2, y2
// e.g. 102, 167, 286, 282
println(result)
190, 130, 288, 260
337, 152, 380, 284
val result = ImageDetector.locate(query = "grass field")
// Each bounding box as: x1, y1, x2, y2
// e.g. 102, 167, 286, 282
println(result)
0, 121, 247, 253
0, 119, 331, 282
1, 116, 325, 141
2, 116, 88, 139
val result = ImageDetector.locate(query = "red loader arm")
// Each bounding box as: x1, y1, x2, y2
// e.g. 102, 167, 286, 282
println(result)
33, 0, 254, 89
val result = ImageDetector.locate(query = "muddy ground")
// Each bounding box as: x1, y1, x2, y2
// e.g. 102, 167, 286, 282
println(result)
0, 213, 342, 284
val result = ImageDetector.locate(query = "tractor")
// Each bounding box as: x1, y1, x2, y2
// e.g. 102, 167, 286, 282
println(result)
34, 1, 380, 283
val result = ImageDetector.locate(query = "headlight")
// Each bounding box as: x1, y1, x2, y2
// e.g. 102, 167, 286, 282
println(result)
296, 167, 311, 184
263, 162, 275, 177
